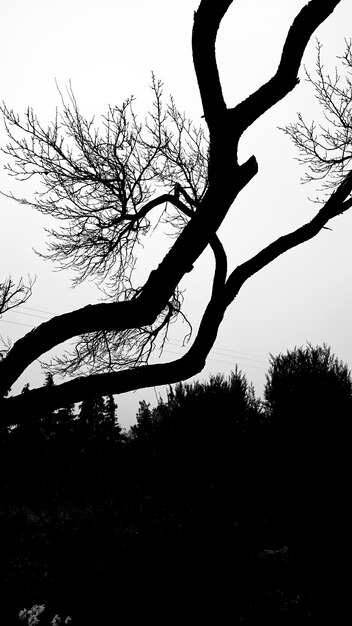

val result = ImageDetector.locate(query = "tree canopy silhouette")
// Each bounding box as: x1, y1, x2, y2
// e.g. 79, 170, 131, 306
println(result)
263, 343, 352, 552
1, 0, 351, 419
264, 343, 352, 437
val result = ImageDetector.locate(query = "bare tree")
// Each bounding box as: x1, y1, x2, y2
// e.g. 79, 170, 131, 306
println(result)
0, 0, 350, 421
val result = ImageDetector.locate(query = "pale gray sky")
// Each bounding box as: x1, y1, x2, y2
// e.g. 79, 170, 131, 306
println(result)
1, 0, 352, 427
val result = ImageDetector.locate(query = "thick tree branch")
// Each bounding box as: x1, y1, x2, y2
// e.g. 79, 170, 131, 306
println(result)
0, 155, 257, 400
229, 0, 342, 139
224, 169, 352, 305
0, 0, 347, 419
0, 354, 197, 421
1, 245, 228, 420
192, 0, 230, 127
209, 234, 227, 297
1, 295, 228, 425
0, 300, 148, 397
2, 169, 352, 420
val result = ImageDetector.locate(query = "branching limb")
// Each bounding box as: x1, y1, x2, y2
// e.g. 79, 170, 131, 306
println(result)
44, 285, 190, 379
2, 228, 227, 419
1, 259, 225, 420
229, 0, 341, 140
192, 0, 230, 126
1, 81, 208, 287
0, 297, 153, 397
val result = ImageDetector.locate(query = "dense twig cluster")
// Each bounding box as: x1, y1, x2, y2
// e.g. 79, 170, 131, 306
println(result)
0, 276, 34, 316
1, 78, 207, 374
282, 40, 352, 195
0, 276, 34, 360
1, 78, 208, 287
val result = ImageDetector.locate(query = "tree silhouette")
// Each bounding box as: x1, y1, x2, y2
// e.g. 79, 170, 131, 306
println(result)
129, 370, 263, 510
1, 0, 350, 419
265, 343, 352, 438
78, 393, 120, 444
264, 343, 352, 553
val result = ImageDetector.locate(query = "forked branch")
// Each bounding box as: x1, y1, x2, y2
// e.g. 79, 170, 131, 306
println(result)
0, 0, 346, 418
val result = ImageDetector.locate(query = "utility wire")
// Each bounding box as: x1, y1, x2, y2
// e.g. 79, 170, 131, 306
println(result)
1, 306, 269, 368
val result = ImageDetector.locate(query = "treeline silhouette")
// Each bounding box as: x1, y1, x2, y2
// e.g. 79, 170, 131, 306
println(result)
1, 344, 352, 624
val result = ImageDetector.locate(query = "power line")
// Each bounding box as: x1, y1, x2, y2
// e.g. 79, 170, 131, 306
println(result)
17, 305, 55, 315
168, 339, 266, 360
14, 306, 269, 361
7, 309, 52, 320
165, 338, 268, 363
1, 309, 269, 367
0, 318, 34, 328
161, 348, 267, 370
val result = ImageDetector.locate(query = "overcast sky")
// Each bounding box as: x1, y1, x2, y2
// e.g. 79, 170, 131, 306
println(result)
1, 0, 352, 427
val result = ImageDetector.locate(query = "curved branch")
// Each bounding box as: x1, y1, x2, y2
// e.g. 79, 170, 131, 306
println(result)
1, 233, 228, 421
192, 0, 230, 126
0, 355, 196, 422
1, 286, 227, 422
209, 234, 227, 297
229, 0, 342, 139
0, 299, 153, 397
0, 156, 257, 400
224, 168, 352, 305
117, 192, 193, 225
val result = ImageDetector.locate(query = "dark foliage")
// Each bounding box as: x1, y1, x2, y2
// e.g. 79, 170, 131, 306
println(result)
265, 343, 352, 436
263, 344, 352, 562
1, 354, 352, 624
